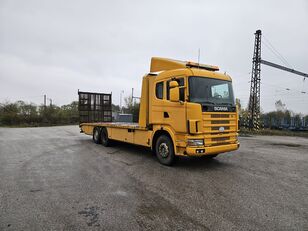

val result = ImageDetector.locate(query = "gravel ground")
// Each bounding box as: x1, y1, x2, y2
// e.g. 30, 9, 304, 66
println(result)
0, 126, 307, 230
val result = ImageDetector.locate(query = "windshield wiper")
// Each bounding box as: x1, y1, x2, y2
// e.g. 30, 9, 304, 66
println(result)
200, 101, 215, 105
219, 103, 234, 106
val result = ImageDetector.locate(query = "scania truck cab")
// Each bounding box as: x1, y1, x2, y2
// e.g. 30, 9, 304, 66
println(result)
80, 57, 239, 165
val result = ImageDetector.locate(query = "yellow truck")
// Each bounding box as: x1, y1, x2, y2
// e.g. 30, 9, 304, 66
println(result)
79, 57, 239, 165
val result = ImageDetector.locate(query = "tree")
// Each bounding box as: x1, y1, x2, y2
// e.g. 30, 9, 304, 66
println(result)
16, 101, 38, 124
124, 96, 133, 111
236, 98, 241, 111
275, 100, 286, 112
112, 104, 120, 112
0, 101, 19, 125
123, 96, 140, 122
0, 100, 81, 126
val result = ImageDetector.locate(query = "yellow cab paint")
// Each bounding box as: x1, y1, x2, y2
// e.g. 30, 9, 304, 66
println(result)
80, 57, 239, 165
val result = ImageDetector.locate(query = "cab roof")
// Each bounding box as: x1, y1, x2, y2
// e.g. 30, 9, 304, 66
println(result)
150, 57, 219, 72
150, 57, 232, 81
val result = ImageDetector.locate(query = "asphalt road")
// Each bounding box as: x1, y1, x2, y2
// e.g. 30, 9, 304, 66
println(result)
0, 126, 307, 231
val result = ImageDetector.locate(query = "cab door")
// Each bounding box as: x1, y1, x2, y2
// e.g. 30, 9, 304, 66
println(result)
162, 77, 187, 133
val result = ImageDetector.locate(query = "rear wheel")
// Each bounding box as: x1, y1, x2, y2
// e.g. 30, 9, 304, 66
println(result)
155, 135, 176, 166
100, 127, 111, 147
92, 127, 101, 144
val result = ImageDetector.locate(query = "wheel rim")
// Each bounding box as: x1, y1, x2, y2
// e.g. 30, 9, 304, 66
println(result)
102, 131, 107, 143
158, 143, 169, 158
94, 129, 99, 141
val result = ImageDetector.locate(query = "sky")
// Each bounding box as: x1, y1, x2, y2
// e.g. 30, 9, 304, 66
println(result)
0, 0, 308, 114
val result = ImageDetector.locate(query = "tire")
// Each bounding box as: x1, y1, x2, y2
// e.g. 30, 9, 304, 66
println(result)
155, 135, 176, 166
100, 127, 111, 147
93, 127, 101, 144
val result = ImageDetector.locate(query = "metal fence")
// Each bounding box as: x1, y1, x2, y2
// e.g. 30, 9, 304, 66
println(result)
240, 114, 308, 130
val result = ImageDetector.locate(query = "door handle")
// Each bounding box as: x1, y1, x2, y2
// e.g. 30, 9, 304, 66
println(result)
164, 112, 169, 118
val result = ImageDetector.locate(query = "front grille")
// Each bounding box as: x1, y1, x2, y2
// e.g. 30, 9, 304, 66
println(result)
211, 114, 229, 118
211, 126, 230, 131
211, 120, 230, 124
202, 112, 237, 146
212, 137, 230, 142
210, 142, 232, 146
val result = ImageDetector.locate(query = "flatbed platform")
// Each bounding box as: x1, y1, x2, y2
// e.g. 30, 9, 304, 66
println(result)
80, 122, 152, 148
80, 122, 143, 130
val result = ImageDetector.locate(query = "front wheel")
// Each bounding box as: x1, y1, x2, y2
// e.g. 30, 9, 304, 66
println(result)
155, 135, 176, 166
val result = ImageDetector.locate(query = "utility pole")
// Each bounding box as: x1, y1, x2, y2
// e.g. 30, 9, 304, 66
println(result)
248, 30, 308, 130
132, 88, 134, 122
132, 88, 134, 105
260, 60, 308, 78
248, 30, 262, 130
198, 48, 200, 67
120, 90, 124, 113
44, 94, 47, 108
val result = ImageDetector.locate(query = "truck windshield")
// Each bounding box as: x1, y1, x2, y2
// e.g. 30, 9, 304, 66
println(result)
188, 76, 235, 106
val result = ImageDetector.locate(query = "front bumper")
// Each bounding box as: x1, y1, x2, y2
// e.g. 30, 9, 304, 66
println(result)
184, 142, 239, 156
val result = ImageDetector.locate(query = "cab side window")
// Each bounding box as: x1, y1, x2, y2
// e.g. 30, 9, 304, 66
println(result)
167, 78, 184, 101
155, 82, 164, 99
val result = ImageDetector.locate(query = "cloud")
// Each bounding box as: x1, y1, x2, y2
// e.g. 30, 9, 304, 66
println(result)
0, 0, 308, 113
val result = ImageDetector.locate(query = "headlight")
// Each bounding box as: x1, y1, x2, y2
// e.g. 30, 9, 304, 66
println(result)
187, 139, 204, 146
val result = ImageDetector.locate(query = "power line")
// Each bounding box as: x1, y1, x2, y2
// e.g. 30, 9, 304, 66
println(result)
261, 41, 289, 67
262, 35, 293, 68
261, 94, 308, 99
247, 80, 307, 95
260, 82, 308, 94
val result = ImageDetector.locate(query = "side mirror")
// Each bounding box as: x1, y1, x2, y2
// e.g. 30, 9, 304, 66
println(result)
169, 81, 179, 102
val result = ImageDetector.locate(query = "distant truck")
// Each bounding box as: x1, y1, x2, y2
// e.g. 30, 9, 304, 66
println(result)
79, 57, 239, 165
